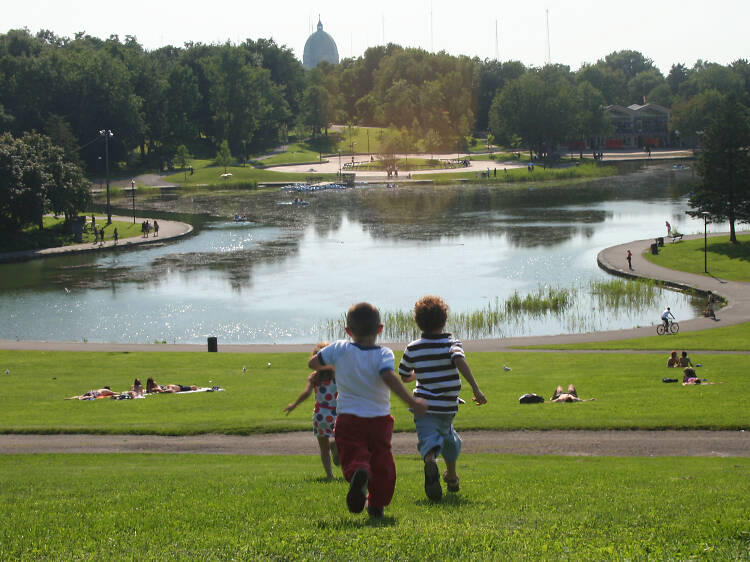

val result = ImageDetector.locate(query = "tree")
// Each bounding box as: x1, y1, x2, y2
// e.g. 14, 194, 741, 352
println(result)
489, 70, 577, 159
688, 96, 750, 243
215, 140, 232, 174
0, 132, 90, 232
174, 145, 193, 180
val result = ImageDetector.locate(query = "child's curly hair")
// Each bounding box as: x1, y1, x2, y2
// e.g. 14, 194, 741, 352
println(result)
414, 295, 448, 333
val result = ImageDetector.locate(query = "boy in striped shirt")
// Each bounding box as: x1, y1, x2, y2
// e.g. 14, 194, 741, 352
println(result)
398, 295, 487, 501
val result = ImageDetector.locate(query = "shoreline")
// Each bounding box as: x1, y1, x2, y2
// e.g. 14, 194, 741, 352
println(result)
0, 231, 747, 352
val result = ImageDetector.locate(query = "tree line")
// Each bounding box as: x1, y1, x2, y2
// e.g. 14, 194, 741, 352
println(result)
1, 28, 749, 236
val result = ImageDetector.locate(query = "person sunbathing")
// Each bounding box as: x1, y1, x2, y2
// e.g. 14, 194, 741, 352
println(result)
65, 386, 118, 400
549, 384, 595, 403
145, 377, 197, 393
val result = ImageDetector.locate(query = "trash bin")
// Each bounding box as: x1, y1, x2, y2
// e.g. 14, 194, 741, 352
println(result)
650, 243, 659, 255
658, 237, 664, 247
207, 337, 218, 352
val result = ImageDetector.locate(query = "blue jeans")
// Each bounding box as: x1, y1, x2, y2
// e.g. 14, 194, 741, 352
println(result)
413, 413, 462, 463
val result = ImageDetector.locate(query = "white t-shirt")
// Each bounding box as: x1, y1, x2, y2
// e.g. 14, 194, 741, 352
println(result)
318, 340, 394, 418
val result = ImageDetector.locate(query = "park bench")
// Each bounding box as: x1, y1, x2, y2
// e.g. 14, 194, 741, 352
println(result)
669, 232, 684, 243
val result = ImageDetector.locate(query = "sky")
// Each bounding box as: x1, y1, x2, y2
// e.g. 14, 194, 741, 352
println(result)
4, 0, 749, 74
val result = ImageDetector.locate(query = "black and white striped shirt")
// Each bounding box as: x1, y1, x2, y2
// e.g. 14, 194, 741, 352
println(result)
398, 333, 464, 414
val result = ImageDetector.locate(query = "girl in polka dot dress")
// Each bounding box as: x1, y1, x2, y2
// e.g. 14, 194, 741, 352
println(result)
284, 342, 339, 479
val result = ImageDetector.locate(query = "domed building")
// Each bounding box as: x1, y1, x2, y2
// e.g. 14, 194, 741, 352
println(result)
303, 18, 339, 70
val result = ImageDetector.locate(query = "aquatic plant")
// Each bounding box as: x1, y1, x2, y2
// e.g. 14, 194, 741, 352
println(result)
589, 278, 659, 311
319, 279, 676, 341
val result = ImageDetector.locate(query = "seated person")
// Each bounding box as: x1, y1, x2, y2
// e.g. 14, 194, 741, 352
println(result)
66, 386, 118, 400
667, 351, 679, 368
131, 378, 144, 396
549, 384, 595, 403
678, 351, 693, 368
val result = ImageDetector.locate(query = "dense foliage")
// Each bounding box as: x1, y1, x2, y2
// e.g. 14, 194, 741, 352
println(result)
689, 96, 750, 241
4, 29, 750, 169
0, 131, 90, 231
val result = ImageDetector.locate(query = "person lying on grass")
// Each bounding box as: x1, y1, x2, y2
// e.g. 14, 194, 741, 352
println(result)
145, 377, 197, 393
549, 384, 596, 403
284, 342, 340, 480
65, 387, 118, 400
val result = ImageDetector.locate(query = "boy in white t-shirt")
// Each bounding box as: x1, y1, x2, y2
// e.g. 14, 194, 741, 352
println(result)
309, 302, 427, 518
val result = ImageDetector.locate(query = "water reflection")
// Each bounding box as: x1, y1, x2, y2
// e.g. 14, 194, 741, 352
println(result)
0, 162, 709, 344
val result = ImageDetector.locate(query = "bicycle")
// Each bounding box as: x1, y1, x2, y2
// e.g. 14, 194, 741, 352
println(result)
656, 319, 680, 335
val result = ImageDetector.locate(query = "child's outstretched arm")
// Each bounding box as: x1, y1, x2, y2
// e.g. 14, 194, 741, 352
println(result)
454, 356, 487, 405
381, 370, 428, 417
283, 377, 314, 415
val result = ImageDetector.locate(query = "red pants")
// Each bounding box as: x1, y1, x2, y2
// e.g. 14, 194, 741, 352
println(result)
335, 413, 396, 508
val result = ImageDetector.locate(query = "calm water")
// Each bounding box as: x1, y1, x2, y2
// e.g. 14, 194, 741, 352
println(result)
0, 163, 716, 344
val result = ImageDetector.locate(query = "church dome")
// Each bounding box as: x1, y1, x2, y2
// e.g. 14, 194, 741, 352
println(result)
303, 19, 339, 70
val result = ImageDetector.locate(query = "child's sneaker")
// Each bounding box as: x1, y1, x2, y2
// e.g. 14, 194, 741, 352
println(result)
424, 460, 442, 501
346, 468, 368, 513
330, 441, 340, 466
443, 471, 460, 492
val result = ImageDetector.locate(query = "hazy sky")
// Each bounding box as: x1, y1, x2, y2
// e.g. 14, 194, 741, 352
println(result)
4, 0, 749, 73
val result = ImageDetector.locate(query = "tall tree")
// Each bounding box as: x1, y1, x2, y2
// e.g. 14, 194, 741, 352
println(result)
0, 132, 90, 231
489, 69, 576, 158
689, 96, 750, 243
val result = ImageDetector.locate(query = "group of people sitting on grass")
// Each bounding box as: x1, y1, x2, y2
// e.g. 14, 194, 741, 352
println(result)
665, 350, 714, 385
66, 377, 198, 400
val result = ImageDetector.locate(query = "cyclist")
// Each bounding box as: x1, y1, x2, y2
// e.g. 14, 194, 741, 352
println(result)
661, 307, 675, 331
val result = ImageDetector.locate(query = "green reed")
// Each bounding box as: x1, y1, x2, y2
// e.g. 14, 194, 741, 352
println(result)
319, 279, 662, 341
589, 278, 659, 311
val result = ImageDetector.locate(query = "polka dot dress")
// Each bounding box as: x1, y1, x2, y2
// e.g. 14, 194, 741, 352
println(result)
312, 375, 337, 438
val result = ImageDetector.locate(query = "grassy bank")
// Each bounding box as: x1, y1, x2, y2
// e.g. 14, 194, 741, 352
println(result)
0, 217, 144, 253
1, 348, 748, 434
644, 232, 750, 282
1, 454, 747, 560
527, 321, 750, 351
163, 158, 337, 187
419, 162, 615, 183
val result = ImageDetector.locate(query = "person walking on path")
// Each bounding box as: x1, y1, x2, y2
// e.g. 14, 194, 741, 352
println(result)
153, 220, 159, 237
626, 249, 633, 270
113, 228, 118, 246
666, 221, 672, 236
99, 227, 104, 247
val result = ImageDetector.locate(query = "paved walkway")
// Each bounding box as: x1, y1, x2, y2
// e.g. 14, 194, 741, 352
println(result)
0, 215, 193, 264
1, 430, 747, 457
265, 148, 694, 181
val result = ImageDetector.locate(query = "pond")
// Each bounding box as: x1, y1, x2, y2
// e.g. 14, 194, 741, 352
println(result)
0, 162, 713, 344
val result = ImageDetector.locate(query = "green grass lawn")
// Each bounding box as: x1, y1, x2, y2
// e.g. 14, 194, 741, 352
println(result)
644, 232, 750, 282
0, 454, 747, 560
0, 217, 144, 253
2, 349, 748, 435
530, 321, 750, 351
163, 158, 337, 187
419, 162, 615, 183
252, 142, 325, 167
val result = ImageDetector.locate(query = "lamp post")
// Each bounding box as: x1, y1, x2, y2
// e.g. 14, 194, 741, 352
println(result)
130, 179, 136, 224
701, 211, 710, 273
99, 129, 114, 224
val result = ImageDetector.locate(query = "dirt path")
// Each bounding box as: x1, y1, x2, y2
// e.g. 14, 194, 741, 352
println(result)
2, 430, 747, 457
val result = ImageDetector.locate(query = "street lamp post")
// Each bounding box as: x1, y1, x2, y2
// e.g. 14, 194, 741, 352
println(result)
702, 211, 710, 273
99, 129, 114, 224
131, 179, 136, 224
